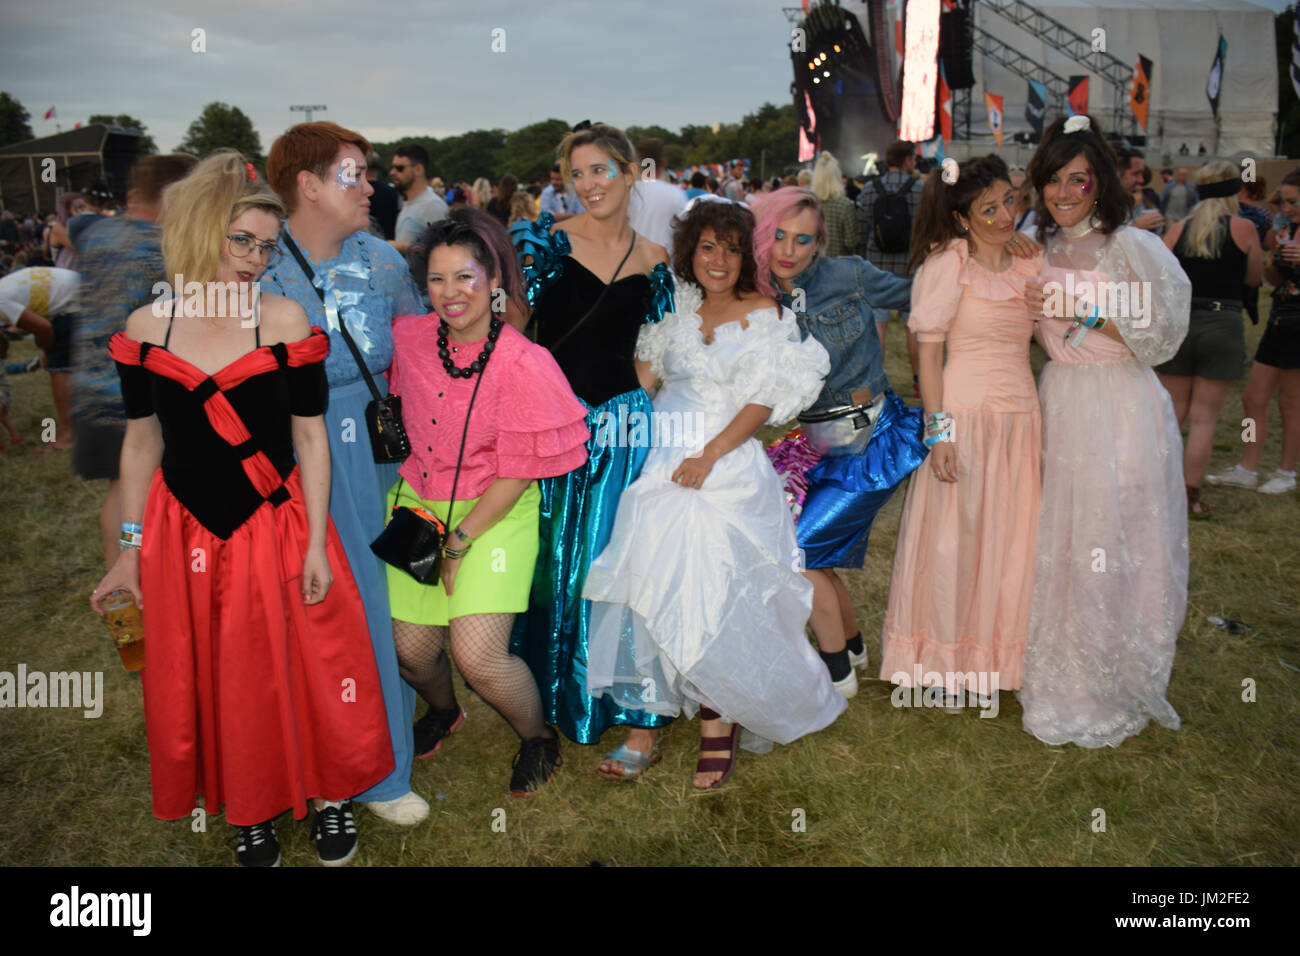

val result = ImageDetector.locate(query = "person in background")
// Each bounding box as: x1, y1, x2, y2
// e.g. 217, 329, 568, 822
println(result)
67, 179, 113, 249
1009, 166, 1037, 235
1207, 167, 1300, 497
465, 179, 487, 209
1155, 162, 1262, 515
855, 140, 923, 390
48, 193, 85, 269
71, 152, 199, 565
508, 190, 536, 227
0, 265, 80, 450
365, 150, 400, 240
261, 121, 429, 828
486, 175, 518, 228
539, 163, 585, 222
811, 151, 856, 258
1161, 167, 1198, 222
1116, 149, 1165, 233
796, 169, 812, 188
389, 144, 449, 255
628, 137, 687, 257
684, 171, 709, 200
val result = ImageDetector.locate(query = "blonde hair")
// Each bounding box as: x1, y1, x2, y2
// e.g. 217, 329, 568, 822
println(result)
796, 169, 812, 188
470, 177, 492, 209
161, 151, 285, 285
811, 151, 845, 200
509, 191, 536, 224
556, 123, 635, 185
1181, 161, 1240, 259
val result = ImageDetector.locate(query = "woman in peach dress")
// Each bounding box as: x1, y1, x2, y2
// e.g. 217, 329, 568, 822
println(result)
881, 156, 1041, 701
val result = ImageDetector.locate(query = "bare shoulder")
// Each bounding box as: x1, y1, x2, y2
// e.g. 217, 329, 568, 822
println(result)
256, 291, 311, 345
124, 302, 168, 344
1230, 215, 1261, 248
638, 236, 669, 271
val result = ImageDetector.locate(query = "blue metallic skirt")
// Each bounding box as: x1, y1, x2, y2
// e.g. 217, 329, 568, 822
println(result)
509, 387, 673, 744
798, 390, 926, 569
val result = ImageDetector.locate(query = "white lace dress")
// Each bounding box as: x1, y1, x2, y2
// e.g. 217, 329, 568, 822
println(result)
583, 283, 847, 747
1019, 222, 1192, 748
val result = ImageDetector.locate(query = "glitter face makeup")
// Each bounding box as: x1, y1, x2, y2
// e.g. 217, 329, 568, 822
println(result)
1079, 170, 1094, 196
603, 164, 618, 180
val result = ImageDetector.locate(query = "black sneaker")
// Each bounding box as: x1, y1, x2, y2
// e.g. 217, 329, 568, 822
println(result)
413, 706, 465, 759
233, 819, 280, 867
311, 801, 358, 866
508, 729, 562, 797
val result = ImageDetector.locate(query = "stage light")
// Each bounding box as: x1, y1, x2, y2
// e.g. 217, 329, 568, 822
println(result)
824, 70, 831, 77
834, 44, 841, 53
813, 77, 820, 84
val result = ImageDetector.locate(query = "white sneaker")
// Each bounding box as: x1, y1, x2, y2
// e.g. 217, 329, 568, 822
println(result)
1205, 464, 1258, 489
362, 790, 429, 825
1259, 471, 1297, 495
847, 643, 868, 671
832, 668, 859, 699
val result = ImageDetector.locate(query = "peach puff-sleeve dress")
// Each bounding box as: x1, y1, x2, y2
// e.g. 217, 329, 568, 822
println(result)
880, 239, 1042, 695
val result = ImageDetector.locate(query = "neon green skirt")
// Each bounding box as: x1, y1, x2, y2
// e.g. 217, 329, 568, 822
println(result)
384, 480, 541, 626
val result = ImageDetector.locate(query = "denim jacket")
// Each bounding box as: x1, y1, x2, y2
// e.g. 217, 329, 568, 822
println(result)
775, 255, 912, 413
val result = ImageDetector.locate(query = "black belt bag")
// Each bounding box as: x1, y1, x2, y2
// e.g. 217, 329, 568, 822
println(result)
797, 393, 885, 457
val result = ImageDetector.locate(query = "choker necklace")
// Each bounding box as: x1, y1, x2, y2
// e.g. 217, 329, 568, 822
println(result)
438, 316, 503, 378
1061, 214, 1102, 240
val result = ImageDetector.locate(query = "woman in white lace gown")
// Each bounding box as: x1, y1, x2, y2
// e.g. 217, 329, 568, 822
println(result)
584, 201, 845, 789
1019, 115, 1191, 748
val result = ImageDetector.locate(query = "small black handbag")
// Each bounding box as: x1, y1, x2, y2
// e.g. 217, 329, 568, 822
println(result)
281, 232, 411, 463
370, 478, 446, 583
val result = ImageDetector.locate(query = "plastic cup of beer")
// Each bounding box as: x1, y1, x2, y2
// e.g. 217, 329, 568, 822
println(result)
101, 589, 145, 671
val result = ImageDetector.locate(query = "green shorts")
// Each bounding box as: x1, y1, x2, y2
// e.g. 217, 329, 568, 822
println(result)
384, 480, 541, 626
1154, 307, 1246, 381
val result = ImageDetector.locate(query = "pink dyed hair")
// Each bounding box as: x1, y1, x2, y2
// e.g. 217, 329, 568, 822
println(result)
751, 187, 826, 296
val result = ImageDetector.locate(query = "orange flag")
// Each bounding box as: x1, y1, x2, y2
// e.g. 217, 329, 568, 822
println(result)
985, 92, 1004, 147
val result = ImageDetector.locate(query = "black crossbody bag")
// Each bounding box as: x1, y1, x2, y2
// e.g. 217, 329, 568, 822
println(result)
282, 232, 411, 463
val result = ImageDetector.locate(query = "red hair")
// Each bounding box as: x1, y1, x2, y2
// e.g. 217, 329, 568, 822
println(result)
266, 122, 373, 213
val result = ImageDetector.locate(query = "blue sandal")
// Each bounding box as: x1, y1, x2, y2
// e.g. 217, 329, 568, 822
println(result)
597, 742, 663, 781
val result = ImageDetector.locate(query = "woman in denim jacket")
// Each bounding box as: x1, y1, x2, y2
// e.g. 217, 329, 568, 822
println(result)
754, 187, 927, 697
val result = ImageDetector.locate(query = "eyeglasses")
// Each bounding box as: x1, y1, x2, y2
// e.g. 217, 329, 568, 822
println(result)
226, 233, 280, 264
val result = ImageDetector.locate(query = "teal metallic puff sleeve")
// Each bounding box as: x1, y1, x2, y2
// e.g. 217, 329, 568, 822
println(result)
510, 212, 571, 307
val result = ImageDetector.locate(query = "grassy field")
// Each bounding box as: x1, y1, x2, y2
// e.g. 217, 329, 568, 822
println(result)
0, 312, 1296, 868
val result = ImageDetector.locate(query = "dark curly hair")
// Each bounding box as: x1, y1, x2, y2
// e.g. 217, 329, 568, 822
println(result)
408, 206, 527, 319
1027, 115, 1129, 238
908, 154, 1011, 273
671, 200, 759, 297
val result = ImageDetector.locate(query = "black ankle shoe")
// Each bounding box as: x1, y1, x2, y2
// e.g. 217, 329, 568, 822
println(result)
233, 819, 280, 867
508, 728, 562, 797
311, 801, 358, 866
413, 706, 466, 759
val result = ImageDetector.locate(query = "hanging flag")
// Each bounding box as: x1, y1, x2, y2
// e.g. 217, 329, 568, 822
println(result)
937, 62, 953, 144
73, 122, 81, 129
1130, 55, 1153, 131
1207, 35, 1227, 118
1025, 79, 1047, 138
798, 125, 816, 162
985, 92, 1004, 147
920, 134, 945, 165
43, 106, 56, 120
1067, 76, 1090, 117
1291, 17, 1300, 102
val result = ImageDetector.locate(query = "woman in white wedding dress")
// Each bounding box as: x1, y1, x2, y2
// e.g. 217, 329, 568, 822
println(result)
1019, 115, 1191, 748
584, 200, 846, 789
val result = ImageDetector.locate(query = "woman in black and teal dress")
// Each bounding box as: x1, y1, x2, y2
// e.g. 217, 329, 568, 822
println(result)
509, 124, 676, 779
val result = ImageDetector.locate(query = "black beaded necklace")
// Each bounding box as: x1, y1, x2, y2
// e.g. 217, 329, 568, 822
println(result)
438, 316, 503, 379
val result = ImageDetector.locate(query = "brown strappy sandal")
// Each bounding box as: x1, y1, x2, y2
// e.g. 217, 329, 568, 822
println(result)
1187, 485, 1212, 517
693, 707, 741, 790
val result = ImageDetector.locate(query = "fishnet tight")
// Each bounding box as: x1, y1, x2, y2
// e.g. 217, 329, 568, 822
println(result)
392, 614, 545, 739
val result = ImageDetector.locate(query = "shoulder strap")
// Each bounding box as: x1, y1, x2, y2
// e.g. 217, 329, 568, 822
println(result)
164, 296, 176, 347
547, 232, 637, 353
281, 230, 383, 402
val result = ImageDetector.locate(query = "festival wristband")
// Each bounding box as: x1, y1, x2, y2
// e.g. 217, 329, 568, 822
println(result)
442, 543, 471, 560
119, 530, 143, 550
923, 429, 954, 447
122, 521, 142, 534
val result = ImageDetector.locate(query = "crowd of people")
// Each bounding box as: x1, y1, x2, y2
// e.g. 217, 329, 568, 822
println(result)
0, 109, 1289, 866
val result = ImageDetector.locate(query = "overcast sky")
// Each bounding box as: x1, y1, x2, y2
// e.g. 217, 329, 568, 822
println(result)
1, 0, 798, 154
0, 0, 1289, 155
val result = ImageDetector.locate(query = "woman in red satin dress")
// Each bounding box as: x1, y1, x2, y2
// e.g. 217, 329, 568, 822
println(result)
91, 152, 392, 867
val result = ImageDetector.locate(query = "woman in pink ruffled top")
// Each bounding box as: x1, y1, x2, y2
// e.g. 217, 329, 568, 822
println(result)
881, 155, 1042, 702
384, 211, 590, 796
